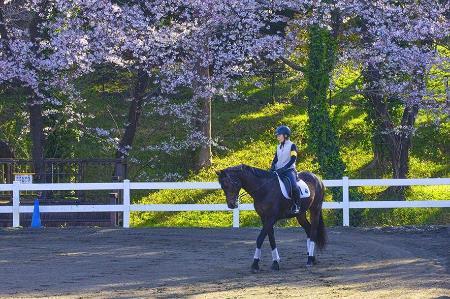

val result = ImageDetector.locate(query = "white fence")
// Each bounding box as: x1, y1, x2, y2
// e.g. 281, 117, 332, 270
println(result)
0, 177, 449, 228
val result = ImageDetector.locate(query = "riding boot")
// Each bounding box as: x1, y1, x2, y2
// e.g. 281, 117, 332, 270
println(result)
292, 200, 300, 214
292, 194, 301, 214
298, 197, 308, 214
292, 195, 308, 214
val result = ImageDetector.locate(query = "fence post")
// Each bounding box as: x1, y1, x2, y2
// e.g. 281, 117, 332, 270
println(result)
123, 179, 131, 228
232, 207, 240, 228
12, 181, 20, 228
342, 176, 350, 227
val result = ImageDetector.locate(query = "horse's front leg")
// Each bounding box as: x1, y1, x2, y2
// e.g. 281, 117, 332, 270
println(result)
265, 218, 280, 271
251, 227, 267, 273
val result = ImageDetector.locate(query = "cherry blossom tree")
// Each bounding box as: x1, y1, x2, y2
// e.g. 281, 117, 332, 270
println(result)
256, 0, 449, 183
341, 0, 450, 181
1, 0, 192, 179
148, 0, 282, 169
2, 0, 447, 183
0, 0, 90, 182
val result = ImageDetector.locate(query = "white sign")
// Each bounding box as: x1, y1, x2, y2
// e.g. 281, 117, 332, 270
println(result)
14, 173, 33, 184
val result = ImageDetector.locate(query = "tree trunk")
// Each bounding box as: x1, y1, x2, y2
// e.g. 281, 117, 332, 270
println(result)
113, 70, 150, 180
27, 95, 46, 183
193, 62, 212, 171
391, 104, 419, 180
0, 140, 14, 158
195, 95, 212, 170
0, 140, 14, 184
362, 65, 391, 170
25, 2, 48, 185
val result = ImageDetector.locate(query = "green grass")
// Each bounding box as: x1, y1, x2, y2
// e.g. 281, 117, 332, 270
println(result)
130, 71, 450, 228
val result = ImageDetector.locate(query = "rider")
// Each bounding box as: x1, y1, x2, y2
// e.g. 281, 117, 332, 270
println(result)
270, 125, 306, 214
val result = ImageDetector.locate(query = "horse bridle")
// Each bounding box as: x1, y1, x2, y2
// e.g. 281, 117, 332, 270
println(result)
222, 172, 242, 204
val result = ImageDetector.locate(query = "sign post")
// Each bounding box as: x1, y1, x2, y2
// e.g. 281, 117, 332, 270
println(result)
13, 173, 34, 184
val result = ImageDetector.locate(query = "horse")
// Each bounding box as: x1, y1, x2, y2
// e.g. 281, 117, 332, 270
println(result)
216, 164, 326, 271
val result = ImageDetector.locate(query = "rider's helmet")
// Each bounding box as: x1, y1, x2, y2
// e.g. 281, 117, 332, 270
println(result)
275, 125, 291, 138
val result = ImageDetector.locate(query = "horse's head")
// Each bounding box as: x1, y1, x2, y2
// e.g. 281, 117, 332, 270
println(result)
216, 168, 242, 209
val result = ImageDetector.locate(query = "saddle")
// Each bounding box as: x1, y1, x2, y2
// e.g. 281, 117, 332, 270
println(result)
277, 174, 310, 200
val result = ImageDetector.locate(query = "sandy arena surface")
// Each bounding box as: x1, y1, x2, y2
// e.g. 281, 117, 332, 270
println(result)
0, 226, 449, 298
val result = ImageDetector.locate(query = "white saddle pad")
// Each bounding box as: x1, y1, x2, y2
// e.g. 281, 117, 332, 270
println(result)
277, 177, 310, 199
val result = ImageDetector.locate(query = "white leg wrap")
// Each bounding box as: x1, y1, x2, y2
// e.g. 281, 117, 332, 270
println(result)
272, 248, 280, 261
308, 241, 315, 257
254, 248, 261, 260
307, 238, 311, 254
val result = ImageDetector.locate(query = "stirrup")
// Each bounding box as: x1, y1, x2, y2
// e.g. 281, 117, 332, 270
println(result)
292, 204, 300, 214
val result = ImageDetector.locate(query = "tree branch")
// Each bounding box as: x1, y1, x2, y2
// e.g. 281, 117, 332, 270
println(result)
279, 56, 306, 73
0, 1, 12, 54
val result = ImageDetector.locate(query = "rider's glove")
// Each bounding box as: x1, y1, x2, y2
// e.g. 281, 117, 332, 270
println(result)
277, 166, 290, 175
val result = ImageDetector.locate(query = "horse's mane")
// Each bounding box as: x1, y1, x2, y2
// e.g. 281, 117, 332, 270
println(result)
246, 165, 275, 178
223, 164, 275, 179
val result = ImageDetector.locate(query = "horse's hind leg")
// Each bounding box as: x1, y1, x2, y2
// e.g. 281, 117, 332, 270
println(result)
296, 213, 312, 256
307, 209, 321, 267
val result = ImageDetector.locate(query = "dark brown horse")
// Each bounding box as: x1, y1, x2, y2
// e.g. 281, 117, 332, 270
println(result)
217, 164, 326, 271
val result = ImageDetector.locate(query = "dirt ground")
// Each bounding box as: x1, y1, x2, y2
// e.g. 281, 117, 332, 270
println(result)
0, 226, 448, 299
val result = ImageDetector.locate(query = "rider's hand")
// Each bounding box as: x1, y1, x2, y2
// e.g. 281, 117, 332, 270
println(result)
275, 167, 287, 175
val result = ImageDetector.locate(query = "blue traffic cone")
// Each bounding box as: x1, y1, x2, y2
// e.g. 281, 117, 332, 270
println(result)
31, 199, 42, 228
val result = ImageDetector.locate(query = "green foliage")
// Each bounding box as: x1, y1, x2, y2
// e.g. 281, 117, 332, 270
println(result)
44, 113, 82, 158
0, 87, 31, 158
304, 25, 345, 199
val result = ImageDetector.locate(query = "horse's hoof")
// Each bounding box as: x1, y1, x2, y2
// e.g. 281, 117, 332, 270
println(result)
271, 261, 280, 271
306, 256, 315, 267
251, 259, 260, 273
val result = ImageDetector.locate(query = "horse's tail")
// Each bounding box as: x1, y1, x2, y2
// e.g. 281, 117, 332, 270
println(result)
298, 171, 327, 249
316, 210, 327, 250
314, 173, 327, 250
316, 176, 327, 250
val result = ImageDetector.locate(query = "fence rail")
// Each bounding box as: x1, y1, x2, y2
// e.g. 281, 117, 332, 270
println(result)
1, 177, 449, 228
